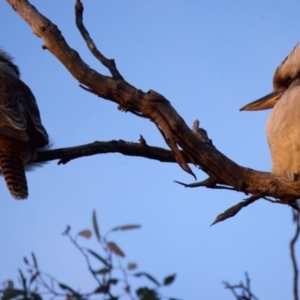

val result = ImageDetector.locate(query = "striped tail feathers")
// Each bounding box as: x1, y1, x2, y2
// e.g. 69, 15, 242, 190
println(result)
0, 136, 28, 200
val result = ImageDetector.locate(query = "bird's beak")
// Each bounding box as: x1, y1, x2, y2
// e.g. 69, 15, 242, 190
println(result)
239, 90, 284, 111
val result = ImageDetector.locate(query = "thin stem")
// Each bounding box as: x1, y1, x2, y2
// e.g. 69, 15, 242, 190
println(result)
290, 210, 300, 300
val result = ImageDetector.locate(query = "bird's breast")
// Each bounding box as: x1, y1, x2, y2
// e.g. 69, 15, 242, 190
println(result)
266, 86, 300, 178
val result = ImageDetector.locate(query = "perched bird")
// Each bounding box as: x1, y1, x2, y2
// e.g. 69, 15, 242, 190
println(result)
0, 50, 49, 199
240, 43, 300, 180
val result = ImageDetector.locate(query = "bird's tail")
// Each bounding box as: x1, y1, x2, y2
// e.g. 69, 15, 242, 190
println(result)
0, 136, 28, 200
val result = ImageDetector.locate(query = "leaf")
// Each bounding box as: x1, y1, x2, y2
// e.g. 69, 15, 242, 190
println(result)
23, 257, 28, 265
32, 293, 43, 300
92, 210, 101, 241
111, 224, 141, 231
94, 284, 109, 294
94, 280, 117, 295
107, 242, 125, 257
134, 272, 160, 286
78, 229, 92, 239
163, 274, 176, 286
210, 202, 244, 226
31, 252, 38, 269
58, 283, 78, 295
18, 269, 27, 291
108, 278, 118, 285
87, 249, 111, 268
127, 262, 137, 270
30, 271, 40, 285
136, 287, 159, 299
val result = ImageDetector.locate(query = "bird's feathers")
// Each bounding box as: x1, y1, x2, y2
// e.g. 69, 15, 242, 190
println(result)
0, 135, 28, 199
273, 43, 300, 90
266, 85, 300, 178
0, 50, 20, 78
0, 55, 48, 147
241, 42, 300, 179
0, 50, 49, 199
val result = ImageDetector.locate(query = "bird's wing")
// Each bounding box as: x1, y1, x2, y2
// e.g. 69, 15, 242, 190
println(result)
16, 78, 49, 148
0, 75, 48, 147
0, 74, 29, 141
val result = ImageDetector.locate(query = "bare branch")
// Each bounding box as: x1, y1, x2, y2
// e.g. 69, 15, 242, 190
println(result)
6, 0, 300, 218
74, 0, 124, 80
290, 210, 300, 300
32, 140, 179, 165
223, 273, 260, 300
5, 0, 245, 183
174, 177, 238, 191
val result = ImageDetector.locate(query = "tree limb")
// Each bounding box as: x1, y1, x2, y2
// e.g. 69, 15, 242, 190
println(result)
74, 0, 124, 80
7, 0, 300, 220
33, 139, 180, 165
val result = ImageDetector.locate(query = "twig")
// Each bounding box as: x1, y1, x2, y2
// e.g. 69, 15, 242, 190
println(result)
223, 272, 260, 300
63, 230, 102, 286
290, 210, 300, 300
174, 177, 238, 191
75, 0, 124, 80
32, 140, 179, 165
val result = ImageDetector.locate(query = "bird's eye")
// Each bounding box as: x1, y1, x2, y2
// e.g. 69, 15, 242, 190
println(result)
286, 76, 292, 87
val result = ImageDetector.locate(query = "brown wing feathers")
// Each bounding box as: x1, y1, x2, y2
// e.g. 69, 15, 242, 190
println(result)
0, 50, 48, 199
0, 135, 28, 199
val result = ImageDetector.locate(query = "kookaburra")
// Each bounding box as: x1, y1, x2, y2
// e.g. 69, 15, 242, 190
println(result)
240, 43, 300, 180
0, 50, 49, 199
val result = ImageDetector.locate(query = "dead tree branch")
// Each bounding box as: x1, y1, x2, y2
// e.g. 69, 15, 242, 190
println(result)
6, 0, 300, 222
33, 139, 179, 165
74, 0, 123, 80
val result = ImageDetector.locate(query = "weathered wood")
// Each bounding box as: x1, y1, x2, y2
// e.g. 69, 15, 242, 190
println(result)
7, 0, 300, 219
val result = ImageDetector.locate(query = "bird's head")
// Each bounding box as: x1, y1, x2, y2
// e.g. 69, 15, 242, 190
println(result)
0, 49, 20, 78
240, 43, 300, 111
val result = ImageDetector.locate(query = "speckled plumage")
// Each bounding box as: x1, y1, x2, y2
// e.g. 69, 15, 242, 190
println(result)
0, 50, 48, 199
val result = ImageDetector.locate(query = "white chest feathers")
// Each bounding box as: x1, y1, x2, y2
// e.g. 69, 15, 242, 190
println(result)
266, 86, 300, 178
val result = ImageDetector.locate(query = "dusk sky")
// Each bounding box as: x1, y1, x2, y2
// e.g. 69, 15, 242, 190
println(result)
1, 1, 300, 299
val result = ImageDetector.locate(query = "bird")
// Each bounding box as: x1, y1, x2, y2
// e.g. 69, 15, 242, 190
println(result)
0, 50, 49, 199
240, 43, 300, 180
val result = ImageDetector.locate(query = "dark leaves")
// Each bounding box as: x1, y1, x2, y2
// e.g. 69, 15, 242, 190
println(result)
92, 210, 101, 241
87, 249, 111, 268
134, 272, 160, 286
211, 202, 244, 226
163, 274, 176, 286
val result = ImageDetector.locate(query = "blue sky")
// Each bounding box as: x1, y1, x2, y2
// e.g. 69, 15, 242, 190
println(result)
1, 1, 300, 299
